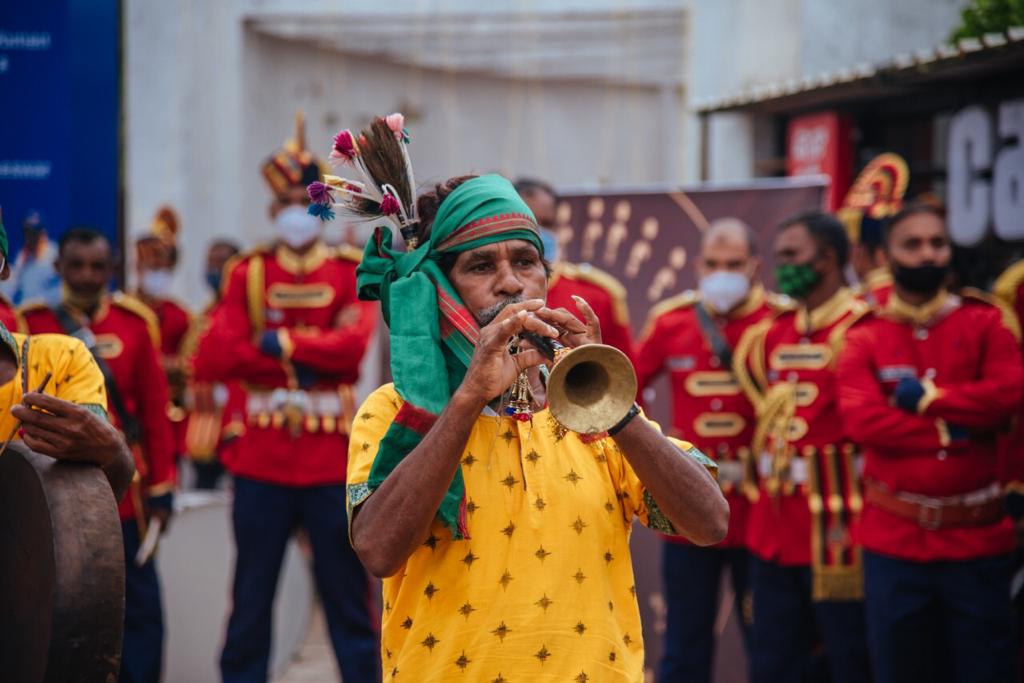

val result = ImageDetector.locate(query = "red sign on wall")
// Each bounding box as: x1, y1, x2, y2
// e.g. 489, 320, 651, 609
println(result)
787, 112, 852, 210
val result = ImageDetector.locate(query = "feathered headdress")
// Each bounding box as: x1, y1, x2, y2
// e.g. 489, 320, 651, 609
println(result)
262, 111, 326, 196
837, 153, 909, 247
306, 113, 421, 249
137, 204, 180, 267
149, 205, 180, 246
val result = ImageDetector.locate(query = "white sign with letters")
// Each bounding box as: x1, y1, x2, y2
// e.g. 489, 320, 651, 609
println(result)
948, 100, 1024, 246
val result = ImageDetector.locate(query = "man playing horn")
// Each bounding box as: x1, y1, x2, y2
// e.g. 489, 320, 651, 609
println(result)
314, 115, 728, 680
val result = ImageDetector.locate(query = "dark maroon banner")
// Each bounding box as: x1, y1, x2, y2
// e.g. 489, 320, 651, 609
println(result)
555, 179, 828, 334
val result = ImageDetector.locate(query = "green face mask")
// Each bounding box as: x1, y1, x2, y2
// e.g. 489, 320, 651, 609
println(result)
775, 262, 821, 299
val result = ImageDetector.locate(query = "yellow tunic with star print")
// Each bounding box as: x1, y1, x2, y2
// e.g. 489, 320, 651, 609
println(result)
0, 324, 109, 437
348, 383, 716, 682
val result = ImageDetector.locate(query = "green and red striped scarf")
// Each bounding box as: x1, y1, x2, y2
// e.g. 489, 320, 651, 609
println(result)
356, 174, 543, 539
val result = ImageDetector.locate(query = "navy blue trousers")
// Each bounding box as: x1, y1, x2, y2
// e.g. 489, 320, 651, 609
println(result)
120, 520, 165, 683
864, 550, 1015, 683
193, 458, 225, 490
220, 477, 379, 683
659, 543, 751, 683
749, 555, 871, 683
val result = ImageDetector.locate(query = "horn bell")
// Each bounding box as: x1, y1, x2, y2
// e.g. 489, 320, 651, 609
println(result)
547, 343, 637, 435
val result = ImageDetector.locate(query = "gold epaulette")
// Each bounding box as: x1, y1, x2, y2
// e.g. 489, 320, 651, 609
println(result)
637, 291, 698, 342
557, 261, 630, 326
766, 291, 797, 314
112, 292, 162, 349
230, 243, 273, 265
648, 290, 699, 320
12, 300, 47, 334
218, 253, 245, 298
827, 297, 872, 362
961, 287, 1022, 342
219, 244, 271, 281
16, 300, 50, 316
333, 243, 364, 264
994, 260, 1024, 310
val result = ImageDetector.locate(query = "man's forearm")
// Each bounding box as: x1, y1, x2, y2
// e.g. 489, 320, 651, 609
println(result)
103, 439, 135, 503
351, 389, 483, 577
613, 417, 728, 546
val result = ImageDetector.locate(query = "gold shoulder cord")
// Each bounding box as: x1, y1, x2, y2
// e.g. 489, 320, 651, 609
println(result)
247, 254, 265, 343
827, 299, 870, 366
754, 383, 798, 499
733, 318, 775, 502
732, 319, 771, 413
963, 287, 1022, 342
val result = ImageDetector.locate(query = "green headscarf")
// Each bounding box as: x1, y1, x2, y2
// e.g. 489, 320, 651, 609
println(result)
356, 174, 543, 538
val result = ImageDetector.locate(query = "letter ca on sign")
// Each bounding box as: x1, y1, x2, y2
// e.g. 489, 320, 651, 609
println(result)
948, 99, 1024, 246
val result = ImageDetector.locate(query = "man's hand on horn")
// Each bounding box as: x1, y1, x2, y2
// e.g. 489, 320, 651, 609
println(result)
458, 299, 559, 407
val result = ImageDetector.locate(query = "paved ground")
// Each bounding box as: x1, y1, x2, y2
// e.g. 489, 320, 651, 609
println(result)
273, 607, 340, 683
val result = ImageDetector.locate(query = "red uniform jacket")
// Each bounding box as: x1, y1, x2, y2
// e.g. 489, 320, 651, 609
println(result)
142, 296, 192, 456
20, 294, 177, 521
0, 295, 19, 331
735, 288, 868, 599
547, 262, 635, 364
142, 297, 191, 358
197, 242, 376, 486
635, 285, 775, 547
838, 291, 1023, 562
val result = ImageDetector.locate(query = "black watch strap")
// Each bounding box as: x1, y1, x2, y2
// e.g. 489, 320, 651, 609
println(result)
608, 403, 641, 437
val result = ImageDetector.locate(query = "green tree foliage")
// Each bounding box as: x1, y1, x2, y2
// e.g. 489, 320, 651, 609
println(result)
950, 0, 1024, 40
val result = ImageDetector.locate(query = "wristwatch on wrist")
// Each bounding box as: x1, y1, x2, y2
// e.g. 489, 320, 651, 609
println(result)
607, 403, 641, 437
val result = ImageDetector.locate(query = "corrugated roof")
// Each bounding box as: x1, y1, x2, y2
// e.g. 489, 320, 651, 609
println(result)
696, 27, 1024, 115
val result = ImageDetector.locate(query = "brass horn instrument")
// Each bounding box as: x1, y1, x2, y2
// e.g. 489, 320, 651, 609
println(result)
523, 334, 638, 435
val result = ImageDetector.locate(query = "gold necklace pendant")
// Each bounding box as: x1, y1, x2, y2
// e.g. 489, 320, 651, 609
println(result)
505, 339, 533, 422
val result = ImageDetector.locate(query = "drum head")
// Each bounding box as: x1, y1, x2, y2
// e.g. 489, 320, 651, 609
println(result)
0, 445, 124, 682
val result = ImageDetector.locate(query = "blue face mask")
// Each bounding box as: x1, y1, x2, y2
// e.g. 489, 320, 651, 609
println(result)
205, 270, 222, 293
538, 228, 559, 263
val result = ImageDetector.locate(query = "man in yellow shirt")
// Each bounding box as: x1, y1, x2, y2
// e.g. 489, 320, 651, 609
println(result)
0, 218, 133, 501
328, 130, 727, 680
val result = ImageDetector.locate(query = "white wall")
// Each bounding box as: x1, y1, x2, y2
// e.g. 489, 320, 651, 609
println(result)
125, 0, 246, 307
125, 0, 690, 306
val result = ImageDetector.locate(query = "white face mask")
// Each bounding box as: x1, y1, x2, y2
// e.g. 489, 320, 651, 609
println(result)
275, 205, 322, 249
699, 270, 751, 314
140, 269, 174, 299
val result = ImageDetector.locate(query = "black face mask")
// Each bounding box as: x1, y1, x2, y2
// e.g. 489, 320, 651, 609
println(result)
891, 263, 949, 294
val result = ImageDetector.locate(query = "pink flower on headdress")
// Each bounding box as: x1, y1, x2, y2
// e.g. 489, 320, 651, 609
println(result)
385, 113, 405, 138
307, 181, 333, 205
332, 129, 356, 161
379, 193, 401, 215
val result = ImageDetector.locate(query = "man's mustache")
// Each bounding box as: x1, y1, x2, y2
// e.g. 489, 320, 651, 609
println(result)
475, 296, 525, 326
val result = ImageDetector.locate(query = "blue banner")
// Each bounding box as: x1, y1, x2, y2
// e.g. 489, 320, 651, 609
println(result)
0, 0, 120, 261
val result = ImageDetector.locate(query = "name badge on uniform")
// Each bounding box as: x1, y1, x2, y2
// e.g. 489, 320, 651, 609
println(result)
267, 283, 336, 309
685, 371, 741, 396
770, 343, 832, 370
668, 355, 697, 371
93, 334, 124, 359
876, 365, 917, 382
